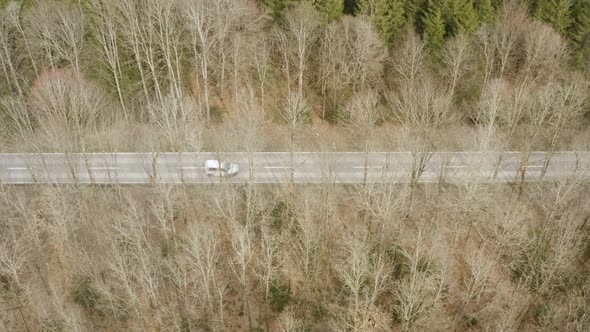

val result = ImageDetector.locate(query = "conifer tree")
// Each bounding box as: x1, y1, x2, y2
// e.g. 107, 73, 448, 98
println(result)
452, 0, 480, 34
260, 0, 295, 20
476, 0, 494, 23
533, 0, 572, 34
312, 0, 344, 23
405, 0, 427, 30
357, 0, 406, 44
422, 1, 446, 50
570, 0, 590, 68
531, 0, 548, 19
491, 0, 504, 11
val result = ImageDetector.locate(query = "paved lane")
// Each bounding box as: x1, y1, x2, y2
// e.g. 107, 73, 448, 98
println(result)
0, 152, 588, 184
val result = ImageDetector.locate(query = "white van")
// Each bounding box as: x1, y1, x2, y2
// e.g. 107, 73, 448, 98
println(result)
205, 160, 239, 177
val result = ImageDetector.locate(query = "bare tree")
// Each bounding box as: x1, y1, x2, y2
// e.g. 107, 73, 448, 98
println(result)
184, 222, 221, 314
345, 90, 382, 185
293, 198, 323, 289
229, 211, 254, 330
116, 0, 182, 105
28, 70, 112, 151
182, 0, 215, 122
387, 78, 453, 128
393, 231, 446, 331
88, 0, 128, 119
250, 34, 271, 112
0, 96, 35, 149
136, 0, 164, 103
0, 8, 22, 96
151, 0, 184, 100
230, 33, 246, 109
227, 87, 267, 183
257, 221, 280, 300
540, 77, 587, 180
282, 94, 310, 187
147, 93, 204, 152
116, 0, 150, 101
26, 1, 85, 74
0, 221, 34, 297
441, 33, 472, 97
476, 26, 495, 90
338, 230, 368, 309
386, 78, 452, 194
511, 178, 589, 329
274, 307, 302, 332
353, 181, 410, 245
489, 2, 529, 79
494, 21, 569, 188
479, 198, 530, 299
318, 16, 386, 116
476, 78, 506, 152
278, 2, 319, 99
475, 78, 531, 180
499, 82, 535, 192
390, 31, 425, 85
213, 187, 255, 330
522, 21, 568, 84
210, 0, 255, 95
459, 246, 494, 318
345, 15, 386, 91
151, 185, 180, 248
318, 19, 346, 117
5, 2, 38, 77
110, 196, 165, 329
334, 226, 390, 332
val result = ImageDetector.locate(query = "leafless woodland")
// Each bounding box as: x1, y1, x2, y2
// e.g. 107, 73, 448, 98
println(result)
0, 0, 589, 331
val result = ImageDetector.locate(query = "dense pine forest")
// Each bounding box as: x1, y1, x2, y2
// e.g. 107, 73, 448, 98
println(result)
0, 1, 589, 331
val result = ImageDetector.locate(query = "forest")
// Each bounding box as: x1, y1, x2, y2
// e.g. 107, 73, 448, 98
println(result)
0, 0, 589, 331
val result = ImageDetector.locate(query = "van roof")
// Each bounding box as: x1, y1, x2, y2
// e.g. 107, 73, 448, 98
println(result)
205, 160, 220, 168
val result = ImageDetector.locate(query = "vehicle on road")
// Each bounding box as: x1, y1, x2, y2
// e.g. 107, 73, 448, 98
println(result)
205, 159, 239, 177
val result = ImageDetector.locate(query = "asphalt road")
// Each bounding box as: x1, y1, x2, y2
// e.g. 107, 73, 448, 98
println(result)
0, 152, 588, 185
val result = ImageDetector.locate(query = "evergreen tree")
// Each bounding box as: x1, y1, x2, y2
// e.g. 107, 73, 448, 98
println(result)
476, 0, 494, 23
357, 0, 406, 44
260, 0, 295, 20
422, 1, 446, 50
531, 0, 547, 18
570, 0, 590, 68
343, 0, 357, 14
405, 0, 428, 30
312, 0, 344, 23
491, 0, 504, 10
447, 0, 480, 34
533, 0, 572, 34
